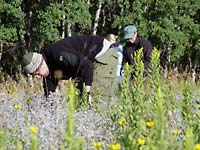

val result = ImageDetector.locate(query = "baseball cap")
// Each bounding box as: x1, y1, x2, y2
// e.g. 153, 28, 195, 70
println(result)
123, 25, 137, 39
22, 52, 43, 74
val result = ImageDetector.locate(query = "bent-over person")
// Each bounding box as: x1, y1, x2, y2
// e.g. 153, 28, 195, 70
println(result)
21, 35, 114, 103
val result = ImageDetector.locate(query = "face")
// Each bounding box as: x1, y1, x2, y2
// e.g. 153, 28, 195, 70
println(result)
128, 32, 137, 43
32, 60, 49, 79
110, 39, 116, 44
109, 37, 116, 44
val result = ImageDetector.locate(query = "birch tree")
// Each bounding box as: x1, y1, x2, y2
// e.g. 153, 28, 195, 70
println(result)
61, 0, 65, 38
92, 0, 103, 35
63, 0, 91, 36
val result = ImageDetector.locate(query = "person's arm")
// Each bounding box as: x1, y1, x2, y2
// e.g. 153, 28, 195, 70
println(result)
81, 58, 93, 91
122, 46, 134, 66
143, 40, 153, 72
81, 59, 93, 105
43, 76, 58, 97
143, 49, 151, 71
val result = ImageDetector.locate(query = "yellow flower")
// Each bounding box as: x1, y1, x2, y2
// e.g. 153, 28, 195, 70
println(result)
118, 119, 124, 125
110, 143, 121, 150
137, 138, 145, 145
29, 125, 39, 134
14, 104, 21, 110
92, 141, 103, 148
168, 76, 172, 80
195, 144, 200, 150
146, 121, 154, 128
172, 130, 180, 135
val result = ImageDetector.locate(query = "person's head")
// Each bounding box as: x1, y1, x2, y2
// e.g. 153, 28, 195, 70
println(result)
22, 52, 49, 79
105, 34, 117, 44
123, 25, 138, 43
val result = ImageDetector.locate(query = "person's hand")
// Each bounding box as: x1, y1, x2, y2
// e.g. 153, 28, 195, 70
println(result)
120, 69, 124, 77
54, 70, 63, 80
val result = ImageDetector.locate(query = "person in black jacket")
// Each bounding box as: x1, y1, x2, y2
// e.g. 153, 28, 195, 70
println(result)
22, 35, 114, 101
122, 25, 153, 75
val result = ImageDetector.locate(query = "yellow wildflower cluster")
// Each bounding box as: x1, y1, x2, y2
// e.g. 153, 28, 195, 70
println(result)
118, 119, 125, 126
146, 121, 154, 128
167, 76, 172, 80
14, 104, 21, 110
172, 130, 180, 135
195, 144, 200, 150
110, 143, 121, 150
137, 138, 145, 145
92, 141, 103, 148
29, 125, 39, 135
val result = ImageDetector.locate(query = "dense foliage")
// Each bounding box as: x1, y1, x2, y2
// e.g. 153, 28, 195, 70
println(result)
0, 0, 200, 79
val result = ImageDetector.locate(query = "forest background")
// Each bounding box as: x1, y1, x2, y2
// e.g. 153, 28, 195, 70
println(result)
0, 0, 200, 81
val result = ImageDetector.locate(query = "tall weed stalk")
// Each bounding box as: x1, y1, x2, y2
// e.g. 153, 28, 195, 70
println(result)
147, 48, 167, 149
114, 48, 147, 149
182, 81, 199, 147
183, 127, 194, 150
62, 79, 83, 150
30, 134, 39, 150
182, 81, 192, 123
0, 129, 5, 150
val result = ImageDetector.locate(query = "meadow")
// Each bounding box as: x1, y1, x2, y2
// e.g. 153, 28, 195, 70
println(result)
0, 48, 200, 150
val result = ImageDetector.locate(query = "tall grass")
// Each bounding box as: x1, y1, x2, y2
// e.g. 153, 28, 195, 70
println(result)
1, 48, 200, 149
110, 48, 200, 150
61, 79, 83, 150
0, 129, 5, 150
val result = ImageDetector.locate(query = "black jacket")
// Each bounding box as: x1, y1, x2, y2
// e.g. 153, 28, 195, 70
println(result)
42, 35, 104, 95
123, 36, 152, 70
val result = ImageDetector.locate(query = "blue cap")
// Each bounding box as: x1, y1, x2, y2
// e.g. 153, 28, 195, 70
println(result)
123, 25, 137, 39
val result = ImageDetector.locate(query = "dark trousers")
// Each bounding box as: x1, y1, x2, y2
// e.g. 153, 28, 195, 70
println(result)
43, 76, 58, 97
43, 76, 83, 97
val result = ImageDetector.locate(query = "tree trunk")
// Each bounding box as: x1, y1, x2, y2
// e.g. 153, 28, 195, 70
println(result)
22, 0, 32, 48
192, 67, 196, 83
61, 0, 65, 39
117, 1, 124, 33
163, 64, 168, 78
27, 10, 32, 48
0, 41, 2, 61
67, 24, 72, 37
102, 9, 106, 28
38, 39, 44, 51
87, 0, 90, 5
92, 0, 103, 35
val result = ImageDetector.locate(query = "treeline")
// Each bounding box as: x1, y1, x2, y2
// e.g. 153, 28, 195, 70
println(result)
0, 0, 200, 80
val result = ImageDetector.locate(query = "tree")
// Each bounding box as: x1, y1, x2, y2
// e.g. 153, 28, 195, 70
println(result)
62, 0, 92, 36
0, 0, 200, 80
112, 0, 200, 71
0, 0, 25, 79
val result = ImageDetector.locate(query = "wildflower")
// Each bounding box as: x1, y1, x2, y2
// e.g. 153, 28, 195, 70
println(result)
195, 144, 200, 150
29, 125, 39, 134
168, 76, 172, 80
137, 138, 145, 145
172, 130, 180, 135
110, 143, 121, 150
14, 104, 21, 110
118, 119, 124, 126
92, 141, 103, 148
146, 121, 154, 128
